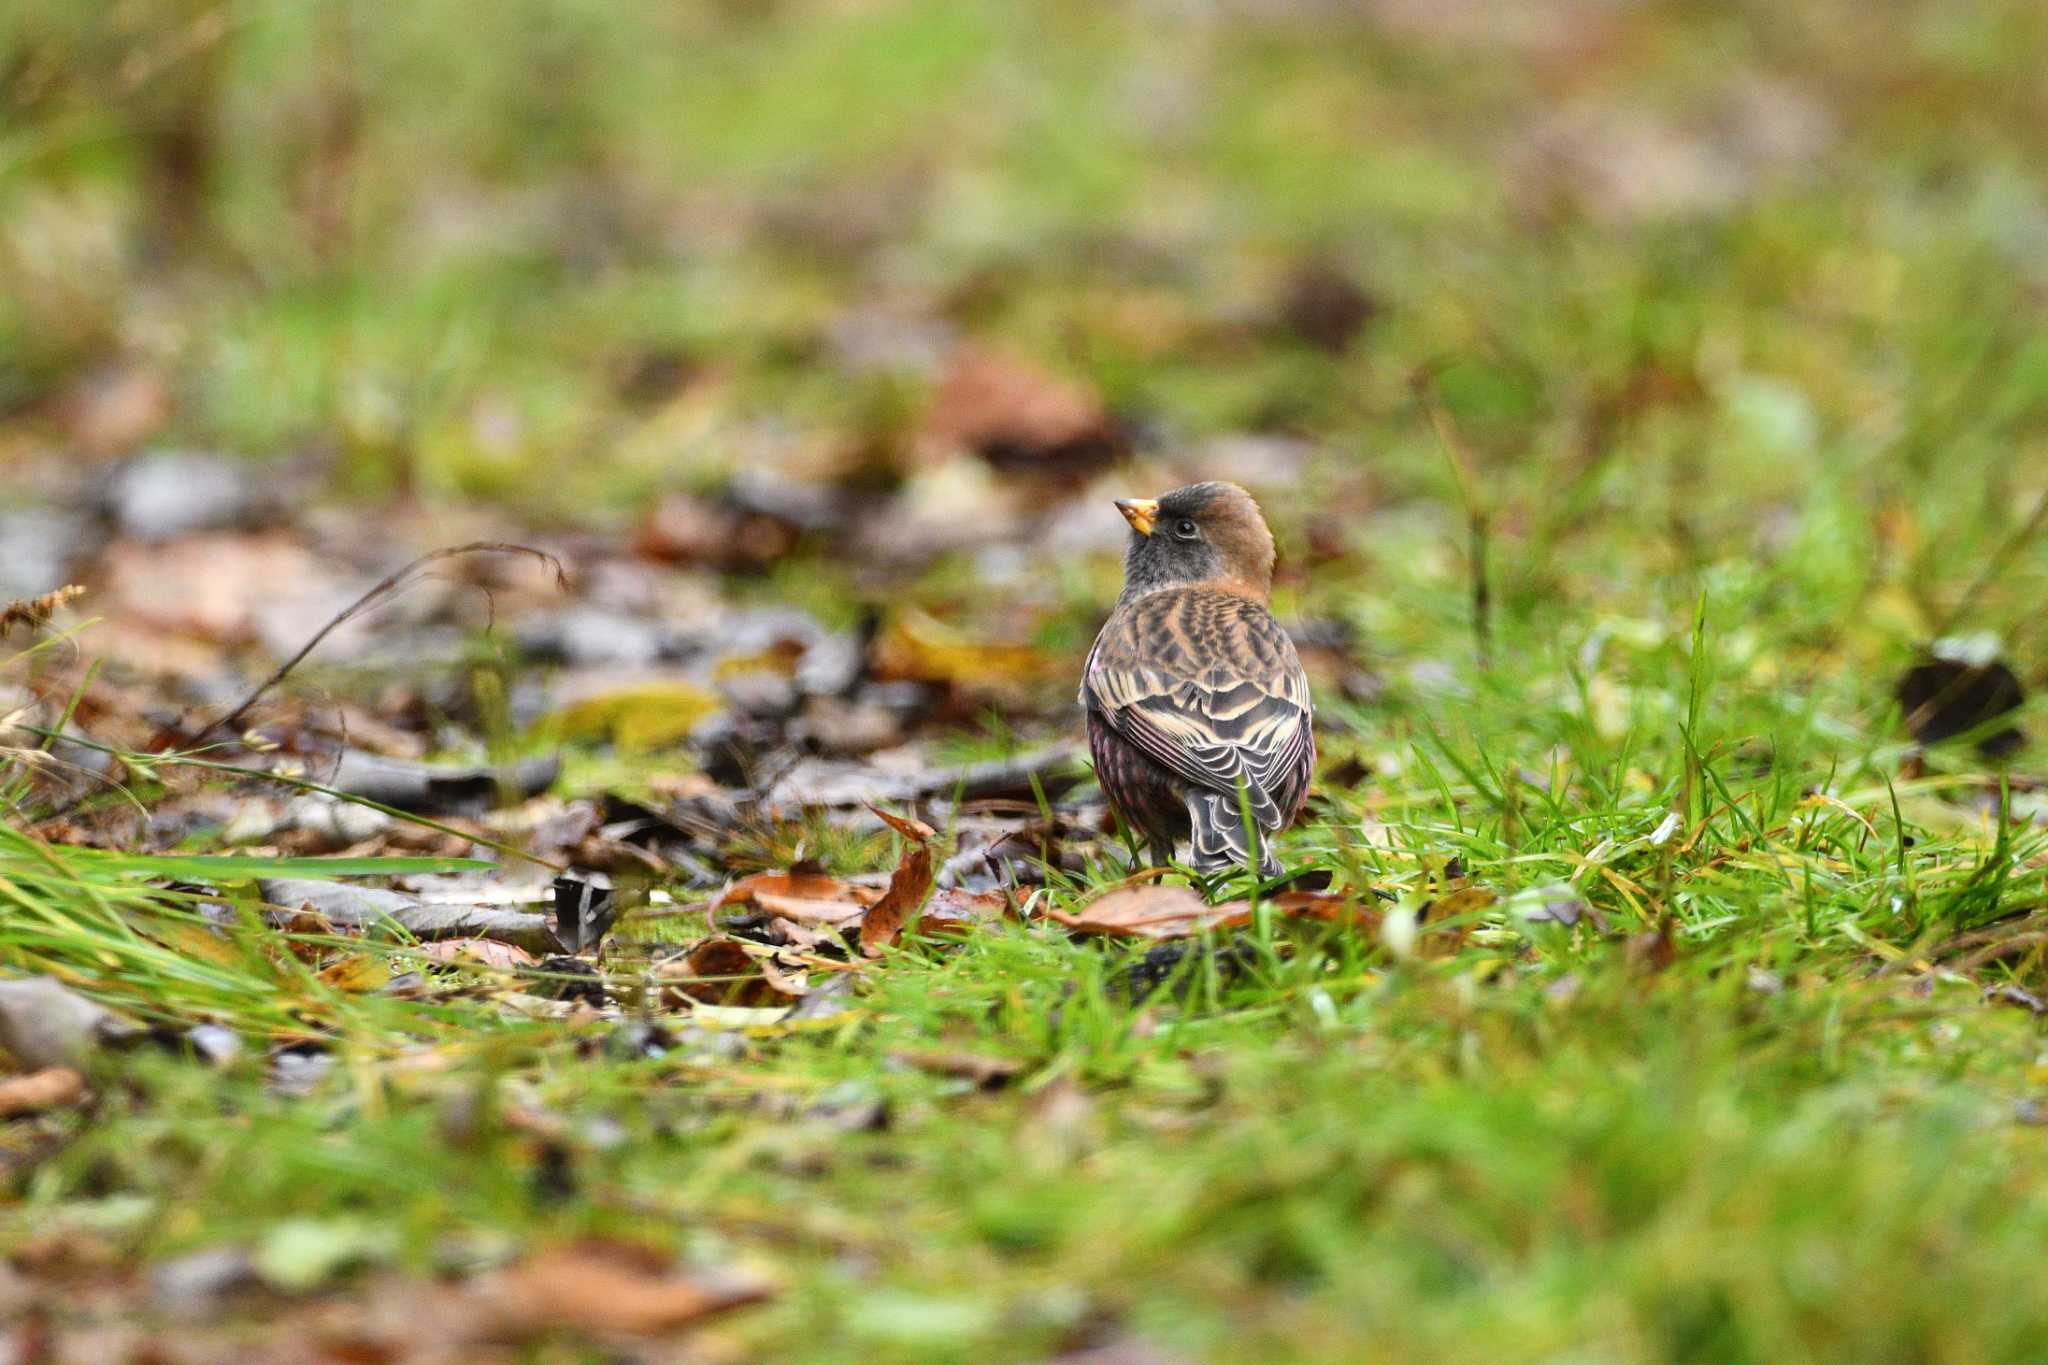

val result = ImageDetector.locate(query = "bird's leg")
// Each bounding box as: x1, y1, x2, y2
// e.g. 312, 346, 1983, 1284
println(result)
1147, 835, 1175, 870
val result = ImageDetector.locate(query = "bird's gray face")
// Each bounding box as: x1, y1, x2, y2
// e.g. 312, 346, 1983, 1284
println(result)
1115, 487, 1226, 594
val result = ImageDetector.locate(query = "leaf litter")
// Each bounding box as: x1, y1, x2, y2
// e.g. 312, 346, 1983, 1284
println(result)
1047, 881, 1383, 942
2, 304, 1432, 1355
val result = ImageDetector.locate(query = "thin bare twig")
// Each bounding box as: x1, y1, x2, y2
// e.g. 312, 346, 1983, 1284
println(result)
161, 541, 565, 752
20, 726, 567, 874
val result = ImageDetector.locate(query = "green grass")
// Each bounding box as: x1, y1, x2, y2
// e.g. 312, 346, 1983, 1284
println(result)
7, 0, 2048, 1357
8, 555, 2048, 1358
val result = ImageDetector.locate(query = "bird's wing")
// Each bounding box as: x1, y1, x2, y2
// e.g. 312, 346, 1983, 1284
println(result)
1082, 588, 1313, 831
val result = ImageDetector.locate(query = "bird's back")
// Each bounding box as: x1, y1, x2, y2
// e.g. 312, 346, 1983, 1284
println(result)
1083, 585, 1314, 859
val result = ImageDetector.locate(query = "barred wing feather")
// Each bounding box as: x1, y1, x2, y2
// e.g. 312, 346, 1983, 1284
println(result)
1081, 589, 1313, 837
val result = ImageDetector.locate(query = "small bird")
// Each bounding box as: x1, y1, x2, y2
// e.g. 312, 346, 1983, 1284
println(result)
1081, 481, 1314, 876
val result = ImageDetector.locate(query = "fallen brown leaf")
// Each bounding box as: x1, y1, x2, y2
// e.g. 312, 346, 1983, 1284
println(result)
661, 938, 804, 1009
860, 807, 936, 957
889, 1049, 1025, 1088
868, 806, 936, 843
1046, 884, 1251, 940
94, 531, 329, 646
1269, 888, 1386, 930
1047, 884, 1383, 941
274, 909, 339, 963
916, 343, 1126, 479
0, 1067, 87, 1118
634, 490, 798, 570
480, 1240, 773, 1338
412, 939, 542, 970
713, 871, 878, 927
1627, 917, 1678, 973
921, 887, 1012, 935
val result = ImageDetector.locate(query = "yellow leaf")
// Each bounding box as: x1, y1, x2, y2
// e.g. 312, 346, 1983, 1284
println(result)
543, 682, 720, 752
318, 955, 392, 993
872, 609, 1049, 690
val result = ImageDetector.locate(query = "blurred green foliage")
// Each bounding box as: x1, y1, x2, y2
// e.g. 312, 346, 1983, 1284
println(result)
4, 0, 2044, 553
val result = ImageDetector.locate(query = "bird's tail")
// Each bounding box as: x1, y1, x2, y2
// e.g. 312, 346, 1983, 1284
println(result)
1186, 791, 1281, 877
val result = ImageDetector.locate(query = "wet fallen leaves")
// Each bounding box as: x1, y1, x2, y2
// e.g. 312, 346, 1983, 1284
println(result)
921, 886, 1013, 935
480, 1240, 775, 1338
712, 869, 880, 927
0, 1239, 775, 1359
859, 806, 936, 957
412, 938, 541, 970
1047, 883, 1249, 939
916, 344, 1127, 481
0, 1067, 87, 1119
662, 937, 806, 1008
1046, 881, 1382, 941
0, 436, 1401, 1356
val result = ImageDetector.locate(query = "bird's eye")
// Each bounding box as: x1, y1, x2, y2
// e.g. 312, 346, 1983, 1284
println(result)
1174, 519, 1200, 540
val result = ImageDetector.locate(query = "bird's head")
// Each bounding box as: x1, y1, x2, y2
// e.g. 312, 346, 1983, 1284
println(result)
1114, 481, 1276, 601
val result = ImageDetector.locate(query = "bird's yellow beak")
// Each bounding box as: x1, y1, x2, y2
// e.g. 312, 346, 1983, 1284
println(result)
1114, 498, 1158, 537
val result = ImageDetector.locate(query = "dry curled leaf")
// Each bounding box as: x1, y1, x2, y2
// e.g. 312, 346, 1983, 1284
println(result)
712, 871, 878, 927
1046, 884, 1251, 940
916, 344, 1127, 479
412, 939, 541, 970
1047, 884, 1382, 942
921, 887, 1013, 935
756, 954, 811, 998
868, 805, 936, 843
889, 1049, 1025, 1088
860, 806, 936, 957
1268, 888, 1385, 930
0, 1066, 87, 1118
661, 938, 804, 1009
481, 1240, 774, 1337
